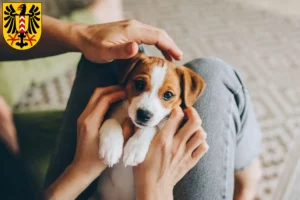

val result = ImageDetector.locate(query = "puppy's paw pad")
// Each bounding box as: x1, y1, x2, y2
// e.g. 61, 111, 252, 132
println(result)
123, 139, 147, 166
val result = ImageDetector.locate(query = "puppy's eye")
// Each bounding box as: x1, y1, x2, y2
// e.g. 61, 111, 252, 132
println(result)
134, 79, 145, 91
163, 91, 174, 101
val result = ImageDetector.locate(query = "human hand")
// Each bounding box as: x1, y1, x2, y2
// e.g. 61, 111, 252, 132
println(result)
134, 107, 209, 200
0, 97, 18, 153
73, 20, 183, 63
46, 86, 134, 199
72, 85, 129, 179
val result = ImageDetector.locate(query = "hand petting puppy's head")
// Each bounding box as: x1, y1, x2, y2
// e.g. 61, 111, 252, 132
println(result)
117, 53, 205, 128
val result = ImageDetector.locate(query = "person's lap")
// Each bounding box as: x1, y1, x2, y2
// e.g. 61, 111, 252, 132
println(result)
173, 58, 260, 199
45, 54, 260, 200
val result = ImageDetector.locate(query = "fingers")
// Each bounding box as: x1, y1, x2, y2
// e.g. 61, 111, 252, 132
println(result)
161, 50, 173, 62
158, 106, 184, 140
88, 90, 126, 126
88, 85, 123, 108
186, 129, 208, 169
192, 141, 209, 160
186, 127, 207, 154
106, 42, 139, 60
174, 107, 202, 143
126, 20, 183, 60
78, 86, 124, 124
143, 27, 182, 60
78, 87, 126, 137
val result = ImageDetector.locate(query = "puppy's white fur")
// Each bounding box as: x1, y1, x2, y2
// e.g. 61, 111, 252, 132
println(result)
129, 65, 170, 127
99, 101, 129, 167
123, 126, 157, 166
97, 66, 171, 200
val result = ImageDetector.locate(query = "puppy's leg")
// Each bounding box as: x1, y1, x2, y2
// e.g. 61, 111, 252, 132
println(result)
99, 118, 124, 167
123, 127, 156, 166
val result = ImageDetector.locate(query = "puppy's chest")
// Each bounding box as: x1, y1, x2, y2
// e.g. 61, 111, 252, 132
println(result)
109, 100, 130, 124
95, 101, 133, 200
95, 101, 167, 200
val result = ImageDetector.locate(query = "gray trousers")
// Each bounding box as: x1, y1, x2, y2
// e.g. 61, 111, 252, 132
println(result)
45, 55, 261, 200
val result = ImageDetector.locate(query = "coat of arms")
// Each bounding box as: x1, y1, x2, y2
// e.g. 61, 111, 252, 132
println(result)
2, 3, 42, 50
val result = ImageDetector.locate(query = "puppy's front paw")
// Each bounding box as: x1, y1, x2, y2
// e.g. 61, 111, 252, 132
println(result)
99, 138, 123, 167
123, 138, 148, 166
99, 119, 123, 167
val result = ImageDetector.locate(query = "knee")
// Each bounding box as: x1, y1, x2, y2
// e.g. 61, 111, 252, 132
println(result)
185, 57, 234, 80
185, 57, 244, 93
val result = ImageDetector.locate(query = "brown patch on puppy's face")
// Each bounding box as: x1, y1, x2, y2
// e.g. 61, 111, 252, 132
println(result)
117, 53, 205, 128
157, 66, 182, 110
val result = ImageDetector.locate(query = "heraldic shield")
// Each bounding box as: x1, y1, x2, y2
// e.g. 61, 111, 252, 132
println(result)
2, 3, 42, 50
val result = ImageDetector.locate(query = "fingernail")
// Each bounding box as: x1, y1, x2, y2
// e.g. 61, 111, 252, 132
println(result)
203, 142, 209, 150
178, 49, 183, 56
177, 54, 183, 60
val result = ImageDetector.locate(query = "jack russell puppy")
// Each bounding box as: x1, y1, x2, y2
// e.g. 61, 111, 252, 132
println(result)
96, 53, 206, 200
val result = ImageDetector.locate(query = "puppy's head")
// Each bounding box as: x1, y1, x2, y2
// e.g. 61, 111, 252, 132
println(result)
117, 53, 205, 128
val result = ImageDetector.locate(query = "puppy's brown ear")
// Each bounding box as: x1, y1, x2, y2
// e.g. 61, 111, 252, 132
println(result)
176, 66, 206, 108
116, 53, 148, 85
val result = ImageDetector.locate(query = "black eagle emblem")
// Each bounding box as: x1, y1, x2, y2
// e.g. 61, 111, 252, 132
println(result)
3, 4, 41, 48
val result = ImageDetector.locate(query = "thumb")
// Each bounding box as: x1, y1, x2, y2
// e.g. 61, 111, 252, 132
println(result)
106, 42, 139, 60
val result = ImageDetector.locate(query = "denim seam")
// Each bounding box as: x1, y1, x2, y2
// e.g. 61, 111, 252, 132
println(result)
235, 85, 248, 138
222, 94, 234, 199
232, 85, 243, 96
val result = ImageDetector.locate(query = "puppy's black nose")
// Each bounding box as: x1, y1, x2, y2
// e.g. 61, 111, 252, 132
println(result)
136, 108, 153, 123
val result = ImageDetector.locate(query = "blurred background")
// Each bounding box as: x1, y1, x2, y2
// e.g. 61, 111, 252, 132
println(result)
1, 0, 299, 199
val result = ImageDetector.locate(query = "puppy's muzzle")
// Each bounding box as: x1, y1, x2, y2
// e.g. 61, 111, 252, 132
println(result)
136, 108, 153, 125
